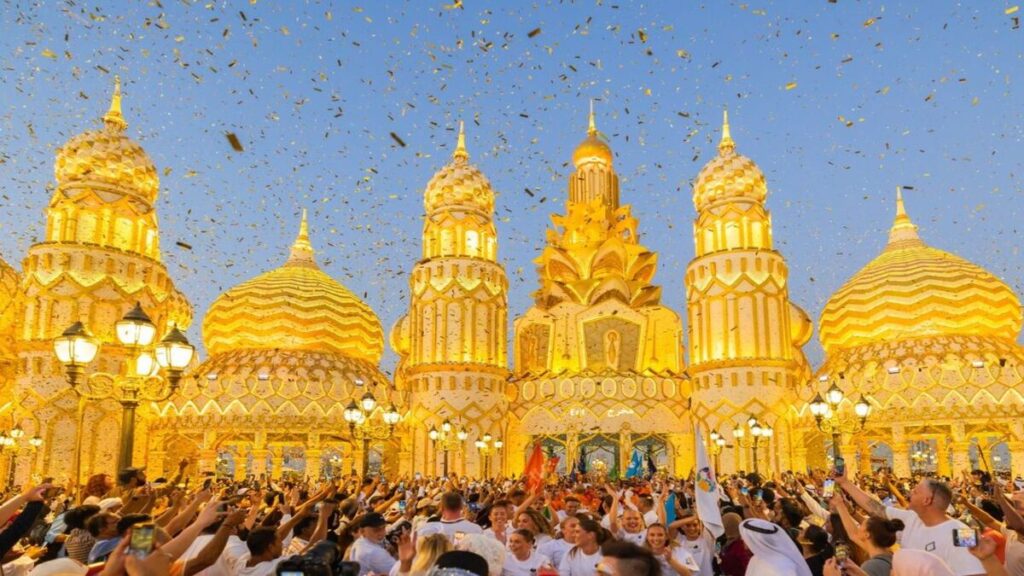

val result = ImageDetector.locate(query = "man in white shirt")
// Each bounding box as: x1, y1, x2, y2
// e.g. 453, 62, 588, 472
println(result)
414, 492, 482, 544
556, 497, 582, 522
671, 511, 715, 576
837, 474, 984, 576
230, 527, 285, 576
347, 513, 396, 576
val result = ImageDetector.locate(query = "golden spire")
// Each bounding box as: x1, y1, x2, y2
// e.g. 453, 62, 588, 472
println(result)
103, 75, 128, 132
287, 208, 317, 266
718, 108, 735, 155
588, 99, 597, 136
453, 120, 469, 162
887, 186, 921, 245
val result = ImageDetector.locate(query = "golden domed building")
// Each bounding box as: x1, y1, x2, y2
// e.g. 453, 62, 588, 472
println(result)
686, 112, 812, 474
507, 108, 690, 476
798, 190, 1024, 478
8, 77, 192, 482
154, 211, 399, 480
391, 124, 509, 477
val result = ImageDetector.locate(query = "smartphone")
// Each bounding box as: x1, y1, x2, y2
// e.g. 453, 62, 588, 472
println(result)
203, 478, 213, 490
399, 481, 405, 491
128, 523, 156, 558
1014, 479, 1024, 490
834, 457, 846, 477
414, 472, 422, 480
953, 528, 979, 548
398, 500, 407, 511
834, 542, 849, 563
740, 486, 749, 496
822, 479, 835, 498
751, 489, 762, 501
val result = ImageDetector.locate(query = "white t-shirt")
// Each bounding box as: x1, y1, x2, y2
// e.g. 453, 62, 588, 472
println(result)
616, 528, 647, 546
655, 546, 701, 576
558, 548, 603, 576
347, 537, 396, 576
676, 529, 715, 576
502, 550, 551, 576
179, 533, 249, 576
537, 538, 572, 568
415, 518, 483, 544
228, 555, 282, 576
1002, 528, 1024, 576
643, 509, 660, 527
482, 526, 510, 544
885, 507, 985, 576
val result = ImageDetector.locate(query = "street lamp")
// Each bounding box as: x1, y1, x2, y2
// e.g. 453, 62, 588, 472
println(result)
344, 391, 400, 475
810, 376, 872, 463
475, 433, 502, 478
733, 418, 772, 474
53, 304, 194, 475
429, 419, 466, 477
709, 430, 728, 471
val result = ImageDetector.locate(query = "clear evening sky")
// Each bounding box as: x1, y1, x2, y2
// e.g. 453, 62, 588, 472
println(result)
2, 1, 1022, 370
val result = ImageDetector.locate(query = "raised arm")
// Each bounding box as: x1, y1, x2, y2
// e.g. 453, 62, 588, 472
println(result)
830, 494, 868, 550
159, 497, 224, 560
835, 476, 887, 519
183, 509, 247, 576
607, 487, 622, 535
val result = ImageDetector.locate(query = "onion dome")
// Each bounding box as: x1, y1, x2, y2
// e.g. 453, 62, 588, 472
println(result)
692, 110, 767, 211
819, 189, 1023, 354
202, 211, 384, 362
423, 122, 496, 215
54, 77, 159, 204
572, 101, 614, 167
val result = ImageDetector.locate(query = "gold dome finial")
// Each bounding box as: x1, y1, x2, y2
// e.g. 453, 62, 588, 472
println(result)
888, 186, 921, 245
287, 208, 316, 266
103, 75, 128, 132
718, 108, 735, 155
588, 99, 597, 136
453, 120, 469, 162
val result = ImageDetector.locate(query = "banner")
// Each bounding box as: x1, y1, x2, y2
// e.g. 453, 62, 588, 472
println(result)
694, 425, 724, 538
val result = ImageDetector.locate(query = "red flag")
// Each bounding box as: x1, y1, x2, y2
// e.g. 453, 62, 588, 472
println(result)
525, 443, 544, 491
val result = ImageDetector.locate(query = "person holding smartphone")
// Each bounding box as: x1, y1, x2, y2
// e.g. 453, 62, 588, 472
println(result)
835, 471, 985, 575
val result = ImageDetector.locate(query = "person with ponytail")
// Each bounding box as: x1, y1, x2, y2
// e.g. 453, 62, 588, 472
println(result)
833, 493, 903, 576
557, 517, 606, 575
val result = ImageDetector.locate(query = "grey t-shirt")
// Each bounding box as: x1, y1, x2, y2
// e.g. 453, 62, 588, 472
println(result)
861, 552, 894, 576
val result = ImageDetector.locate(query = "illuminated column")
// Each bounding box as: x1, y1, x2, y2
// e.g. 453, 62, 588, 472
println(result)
198, 449, 218, 476
950, 442, 972, 475
305, 449, 322, 481
935, 437, 951, 478
251, 449, 269, 479
857, 441, 872, 475
891, 427, 910, 477
1007, 441, 1024, 480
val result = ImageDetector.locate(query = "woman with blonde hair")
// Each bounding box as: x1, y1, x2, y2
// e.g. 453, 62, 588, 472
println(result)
405, 533, 453, 575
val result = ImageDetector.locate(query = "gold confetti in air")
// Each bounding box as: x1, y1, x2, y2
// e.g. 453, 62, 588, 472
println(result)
785, 82, 798, 90
527, 28, 541, 38
226, 133, 244, 152
1006, 5, 1019, 15
41, 49, 57, 59
864, 18, 877, 27
389, 132, 407, 147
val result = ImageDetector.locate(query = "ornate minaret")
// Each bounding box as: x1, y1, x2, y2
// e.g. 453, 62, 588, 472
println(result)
391, 123, 509, 477
508, 105, 688, 476
686, 111, 812, 474
12, 77, 192, 482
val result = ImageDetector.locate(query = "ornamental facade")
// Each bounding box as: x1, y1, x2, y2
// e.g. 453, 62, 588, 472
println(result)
1, 80, 1022, 483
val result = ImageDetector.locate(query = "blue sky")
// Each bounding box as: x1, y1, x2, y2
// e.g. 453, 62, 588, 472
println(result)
1, 1, 1022, 371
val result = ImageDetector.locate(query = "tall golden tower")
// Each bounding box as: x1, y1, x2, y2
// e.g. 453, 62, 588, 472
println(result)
391, 123, 509, 477
11, 77, 192, 482
508, 105, 689, 476
686, 111, 812, 474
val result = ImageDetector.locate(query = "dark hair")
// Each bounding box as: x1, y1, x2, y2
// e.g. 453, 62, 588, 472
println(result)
564, 496, 580, 504
64, 505, 101, 530
86, 512, 118, 537
512, 528, 535, 544
434, 551, 489, 576
293, 514, 319, 537
441, 491, 463, 512
864, 517, 904, 549
779, 500, 803, 529
802, 525, 831, 555
246, 527, 279, 556
573, 517, 609, 552
980, 499, 1005, 522
117, 468, 143, 486
600, 540, 663, 576
117, 514, 151, 535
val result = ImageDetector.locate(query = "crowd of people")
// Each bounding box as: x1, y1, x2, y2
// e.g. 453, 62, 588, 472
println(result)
0, 460, 1022, 576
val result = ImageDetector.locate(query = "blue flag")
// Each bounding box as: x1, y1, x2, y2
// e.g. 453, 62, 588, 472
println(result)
625, 448, 644, 478
664, 491, 677, 524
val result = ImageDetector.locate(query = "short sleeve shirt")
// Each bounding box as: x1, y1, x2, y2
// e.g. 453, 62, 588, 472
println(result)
885, 507, 984, 576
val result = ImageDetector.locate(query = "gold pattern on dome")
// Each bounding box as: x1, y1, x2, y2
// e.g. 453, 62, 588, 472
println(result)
203, 213, 384, 362
819, 189, 1022, 353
